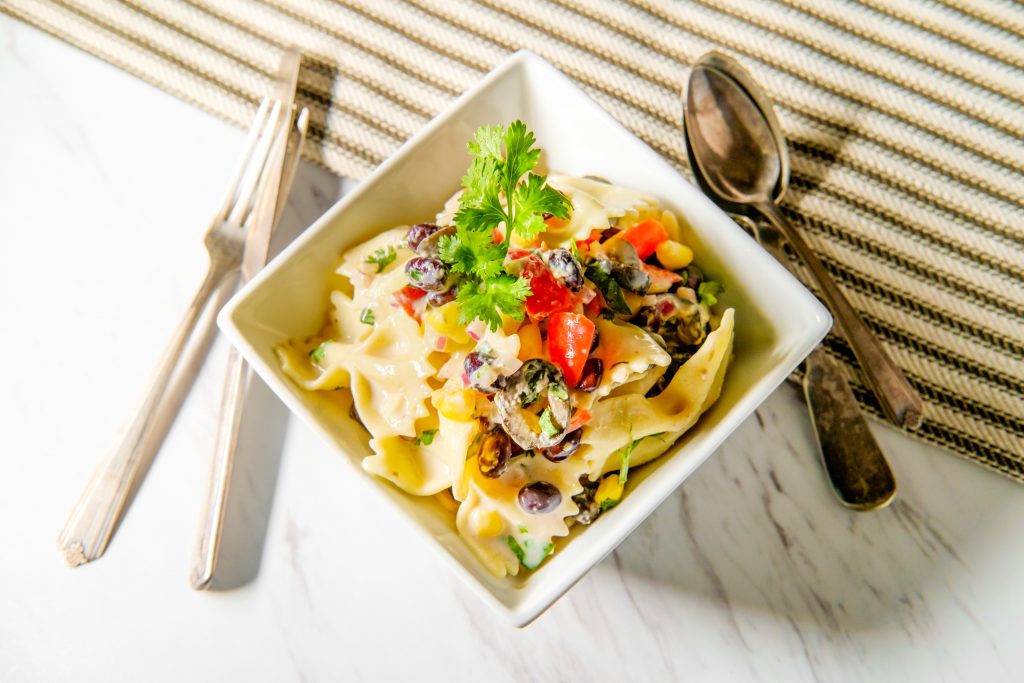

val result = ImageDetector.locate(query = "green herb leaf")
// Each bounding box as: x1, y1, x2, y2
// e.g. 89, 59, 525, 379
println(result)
518, 525, 529, 534
539, 407, 560, 437
414, 429, 437, 446
365, 245, 396, 273
618, 428, 646, 485
439, 227, 505, 280
698, 280, 723, 307
585, 263, 631, 315
506, 535, 526, 564
599, 497, 620, 512
360, 307, 375, 325
309, 341, 330, 363
467, 124, 505, 161
509, 173, 570, 241
501, 120, 540, 188
455, 275, 531, 331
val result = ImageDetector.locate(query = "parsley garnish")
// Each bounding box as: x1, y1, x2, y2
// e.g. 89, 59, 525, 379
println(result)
366, 245, 396, 273
360, 307, 375, 325
698, 280, 723, 307
309, 341, 330, 363
437, 122, 572, 330
414, 429, 437, 446
585, 262, 631, 315
618, 428, 646, 485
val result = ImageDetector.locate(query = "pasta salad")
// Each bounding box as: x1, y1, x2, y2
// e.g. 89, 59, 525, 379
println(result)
277, 122, 734, 577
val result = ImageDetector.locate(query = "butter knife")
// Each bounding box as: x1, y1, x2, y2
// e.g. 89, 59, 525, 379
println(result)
190, 47, 307, 589
733, 213, 896, 510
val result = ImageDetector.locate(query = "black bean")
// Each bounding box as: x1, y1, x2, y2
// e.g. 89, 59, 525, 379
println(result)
577, 358, 603, 392
545, 248, 584, 291
599, 227, 621, 243
518, 481, 562, 513
405, 256, 448, 291
680, 264, 703, 292
426, 288, 456, 307
477, 429, 512, 478
464, 351, 502, 394
542, 428, 582, 462
405, 223, 441, 251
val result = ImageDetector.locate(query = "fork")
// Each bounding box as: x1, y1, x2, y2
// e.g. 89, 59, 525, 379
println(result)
58, 98, 289, 566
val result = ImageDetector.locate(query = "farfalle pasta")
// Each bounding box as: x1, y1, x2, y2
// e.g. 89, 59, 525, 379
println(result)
278, 176, 734, 578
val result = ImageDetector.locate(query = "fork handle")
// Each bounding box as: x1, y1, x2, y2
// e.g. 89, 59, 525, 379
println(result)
58, 262, 236, 566
189, 345, 248, 589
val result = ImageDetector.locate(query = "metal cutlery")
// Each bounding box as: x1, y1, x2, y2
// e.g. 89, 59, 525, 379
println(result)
58, 93, 294, 566
682, 51, 900, 509
683, 51, 923, 432
190, 47, 307, 589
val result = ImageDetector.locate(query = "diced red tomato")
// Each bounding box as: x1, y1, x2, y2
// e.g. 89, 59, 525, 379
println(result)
393, 285, 427, 320
575, 229, 604, 251
517, 254, 577, 320
641, 263, 682, 293
568, 407, 592, 432
491, 228, 504, 244
622, 219, 669, 260
547, 312, 596, 387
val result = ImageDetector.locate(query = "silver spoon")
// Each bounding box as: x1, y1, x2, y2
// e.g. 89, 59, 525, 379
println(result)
683, 51, 900, 509
684, 52, 923, 431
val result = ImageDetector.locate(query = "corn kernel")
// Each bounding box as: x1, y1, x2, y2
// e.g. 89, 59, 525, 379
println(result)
470, 508, 504, 537
517, 322, 543, 361
423, 302, 469, 344
432, 384, 478, 421
655, 240, 694, 271
595, 473, 624, 510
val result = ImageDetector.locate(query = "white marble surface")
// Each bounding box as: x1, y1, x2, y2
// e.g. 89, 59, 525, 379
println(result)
2, 15, 1023, 682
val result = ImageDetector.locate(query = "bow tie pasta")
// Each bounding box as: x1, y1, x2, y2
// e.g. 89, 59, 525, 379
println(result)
277, 176, 733, 578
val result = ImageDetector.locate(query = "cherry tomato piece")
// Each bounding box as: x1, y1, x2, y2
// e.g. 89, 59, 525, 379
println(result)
547, 312, 596, 386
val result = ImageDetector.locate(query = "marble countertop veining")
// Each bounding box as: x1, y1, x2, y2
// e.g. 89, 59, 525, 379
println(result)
2, 15, 1022, 683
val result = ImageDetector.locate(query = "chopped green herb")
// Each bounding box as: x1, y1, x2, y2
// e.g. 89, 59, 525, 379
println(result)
599, 308, 616, 320
569, 238, 582, 262
518, 525, 529, 534
309, 341, 330, 363
618, 428, 646, 485
548, 382, 569, 401
542, 542, 554, 557
366, 245, 397, 273
437, 121, 572, 331
506, 535, 526, 564
698, 280, 723, 307
585, 263, 631, 315
599, 497, 620, 512
359, 307, 375, 325
539, 407, 560, 437
414, 429, 437, 446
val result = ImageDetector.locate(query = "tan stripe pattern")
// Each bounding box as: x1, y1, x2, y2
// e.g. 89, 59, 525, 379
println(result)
3, 0, 1022, 479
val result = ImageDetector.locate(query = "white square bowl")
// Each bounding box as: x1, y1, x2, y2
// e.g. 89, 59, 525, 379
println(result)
218, 50, 831, 627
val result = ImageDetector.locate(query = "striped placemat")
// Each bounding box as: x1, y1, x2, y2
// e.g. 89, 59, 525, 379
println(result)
5, 0, 1022, 479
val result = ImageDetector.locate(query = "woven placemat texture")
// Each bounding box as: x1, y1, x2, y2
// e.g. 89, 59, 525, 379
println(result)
4, 0, 1022, 478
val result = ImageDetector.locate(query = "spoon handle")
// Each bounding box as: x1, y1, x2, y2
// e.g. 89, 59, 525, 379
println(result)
756, 201, 923, 430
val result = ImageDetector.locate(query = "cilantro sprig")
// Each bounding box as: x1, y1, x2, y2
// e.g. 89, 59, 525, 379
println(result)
437, 121, 572, 330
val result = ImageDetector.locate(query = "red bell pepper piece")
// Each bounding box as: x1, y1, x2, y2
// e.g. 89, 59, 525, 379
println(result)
393, 285, 427, 320
622, 219, 669, 260
547, 312, 596, 387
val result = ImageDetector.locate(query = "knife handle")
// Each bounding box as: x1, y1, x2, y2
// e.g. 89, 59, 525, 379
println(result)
803, 347, 896, 509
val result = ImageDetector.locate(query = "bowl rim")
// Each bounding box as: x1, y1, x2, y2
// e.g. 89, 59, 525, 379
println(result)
218, 49, 832, 627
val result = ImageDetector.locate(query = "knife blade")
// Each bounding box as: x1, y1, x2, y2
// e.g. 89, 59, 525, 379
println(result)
190, 47, 306, 589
